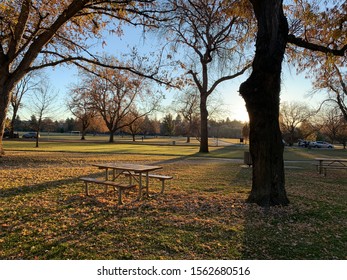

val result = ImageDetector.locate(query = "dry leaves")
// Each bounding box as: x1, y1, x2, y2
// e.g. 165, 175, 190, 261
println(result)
1, 151, 346, 259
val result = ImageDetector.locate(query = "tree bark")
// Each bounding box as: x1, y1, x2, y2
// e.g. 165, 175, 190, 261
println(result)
10, 106, 19, 138
109, 132, 114, 143
80, 119, 89, 140
199, 94, 209, 153
239, 0, 289, 206
0, 76, 16, 155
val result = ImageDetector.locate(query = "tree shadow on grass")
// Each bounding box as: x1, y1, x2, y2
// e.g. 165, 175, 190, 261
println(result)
238, 166, 347, 260
38, 192, 248, 259
0, 170, 106, 199
1, 155, 254, 259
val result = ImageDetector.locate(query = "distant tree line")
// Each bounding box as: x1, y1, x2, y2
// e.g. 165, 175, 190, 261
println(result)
6, 114, 246, 141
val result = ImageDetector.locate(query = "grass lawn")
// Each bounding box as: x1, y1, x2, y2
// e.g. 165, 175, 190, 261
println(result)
0, 140, 346, 259
3, 136, 347, 160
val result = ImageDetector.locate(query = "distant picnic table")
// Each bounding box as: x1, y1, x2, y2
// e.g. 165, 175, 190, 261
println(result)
315, 158, 347, 176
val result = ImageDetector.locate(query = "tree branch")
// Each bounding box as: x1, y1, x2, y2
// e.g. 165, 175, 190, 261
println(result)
187, 70, 203, 93
287, 34, 347, 56
208, 62, 252, 95
28, 54, 172, 87
7, 0, 30, 60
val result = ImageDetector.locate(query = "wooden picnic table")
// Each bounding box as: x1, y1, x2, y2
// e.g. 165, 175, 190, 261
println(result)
92, 163, 163, 201
315, 158, 347, 176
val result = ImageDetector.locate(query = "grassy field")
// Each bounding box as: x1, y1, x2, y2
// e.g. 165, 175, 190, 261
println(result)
3, 136, 347, 160
0, 139, 346, 259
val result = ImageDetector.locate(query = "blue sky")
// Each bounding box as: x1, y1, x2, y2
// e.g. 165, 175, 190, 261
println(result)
29, 24, 324, 123
46, 62, 319, 123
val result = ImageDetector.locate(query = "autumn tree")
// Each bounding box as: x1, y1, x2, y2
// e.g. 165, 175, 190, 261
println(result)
286, 0, 347, 121
0, 0, 164, 155
77, 65, 161, 142
239, 0, 289, 206
239, 0, 346, 206
88, 115, 109, 134
160, 0, 253, 152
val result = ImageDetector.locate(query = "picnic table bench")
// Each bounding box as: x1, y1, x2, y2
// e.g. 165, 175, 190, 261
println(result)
314, 158, 347, 176
79, 177, 136, 205
124, 173, 173, 194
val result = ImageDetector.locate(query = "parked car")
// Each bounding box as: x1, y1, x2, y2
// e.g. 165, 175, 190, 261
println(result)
22, 132, 40, 139
309, 141, 334, 148
3, 130, 19, 138
298, 139, 309, 147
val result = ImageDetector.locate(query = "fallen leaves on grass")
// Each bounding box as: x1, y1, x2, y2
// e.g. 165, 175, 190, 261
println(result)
0, 151, 346, 260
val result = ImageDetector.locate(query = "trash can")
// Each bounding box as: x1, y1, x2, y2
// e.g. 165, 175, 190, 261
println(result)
244, 151, 252, 167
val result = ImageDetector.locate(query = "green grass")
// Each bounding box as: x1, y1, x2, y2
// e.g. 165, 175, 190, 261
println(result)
4, 137, 347, 160
1, 139, 346, 260
3, 138, 247, 158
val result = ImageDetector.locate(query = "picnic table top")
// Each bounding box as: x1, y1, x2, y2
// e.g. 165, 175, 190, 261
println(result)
92, 163, 162, 173
315, 158, 347, 162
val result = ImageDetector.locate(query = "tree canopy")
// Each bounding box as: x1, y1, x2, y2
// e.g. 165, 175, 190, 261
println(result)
0, 0, 162, 155
159, 0, 253, 152
286, 0, 347, 119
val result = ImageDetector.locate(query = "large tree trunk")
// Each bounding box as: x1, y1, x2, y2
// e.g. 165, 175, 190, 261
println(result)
239, 0, 289, 206
0, 76, 16, 156
81, 120, 88, 140
109, 132, 114, 143
199, 94, 209, 153
0, 92, 10, 155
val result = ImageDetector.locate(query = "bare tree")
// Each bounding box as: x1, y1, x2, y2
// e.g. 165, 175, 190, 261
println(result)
160, 0, 253, 152
29, 79, 58, 148
336, 120, 347, 149
298, 119, 318, 141
9, 72, 39, 138
313, 64, 347, 121
173, 88, 200, 143
319, 106, 346, 144
67, 86, 96, 140
280, 101, 315, 145
124, 111, 145, 141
